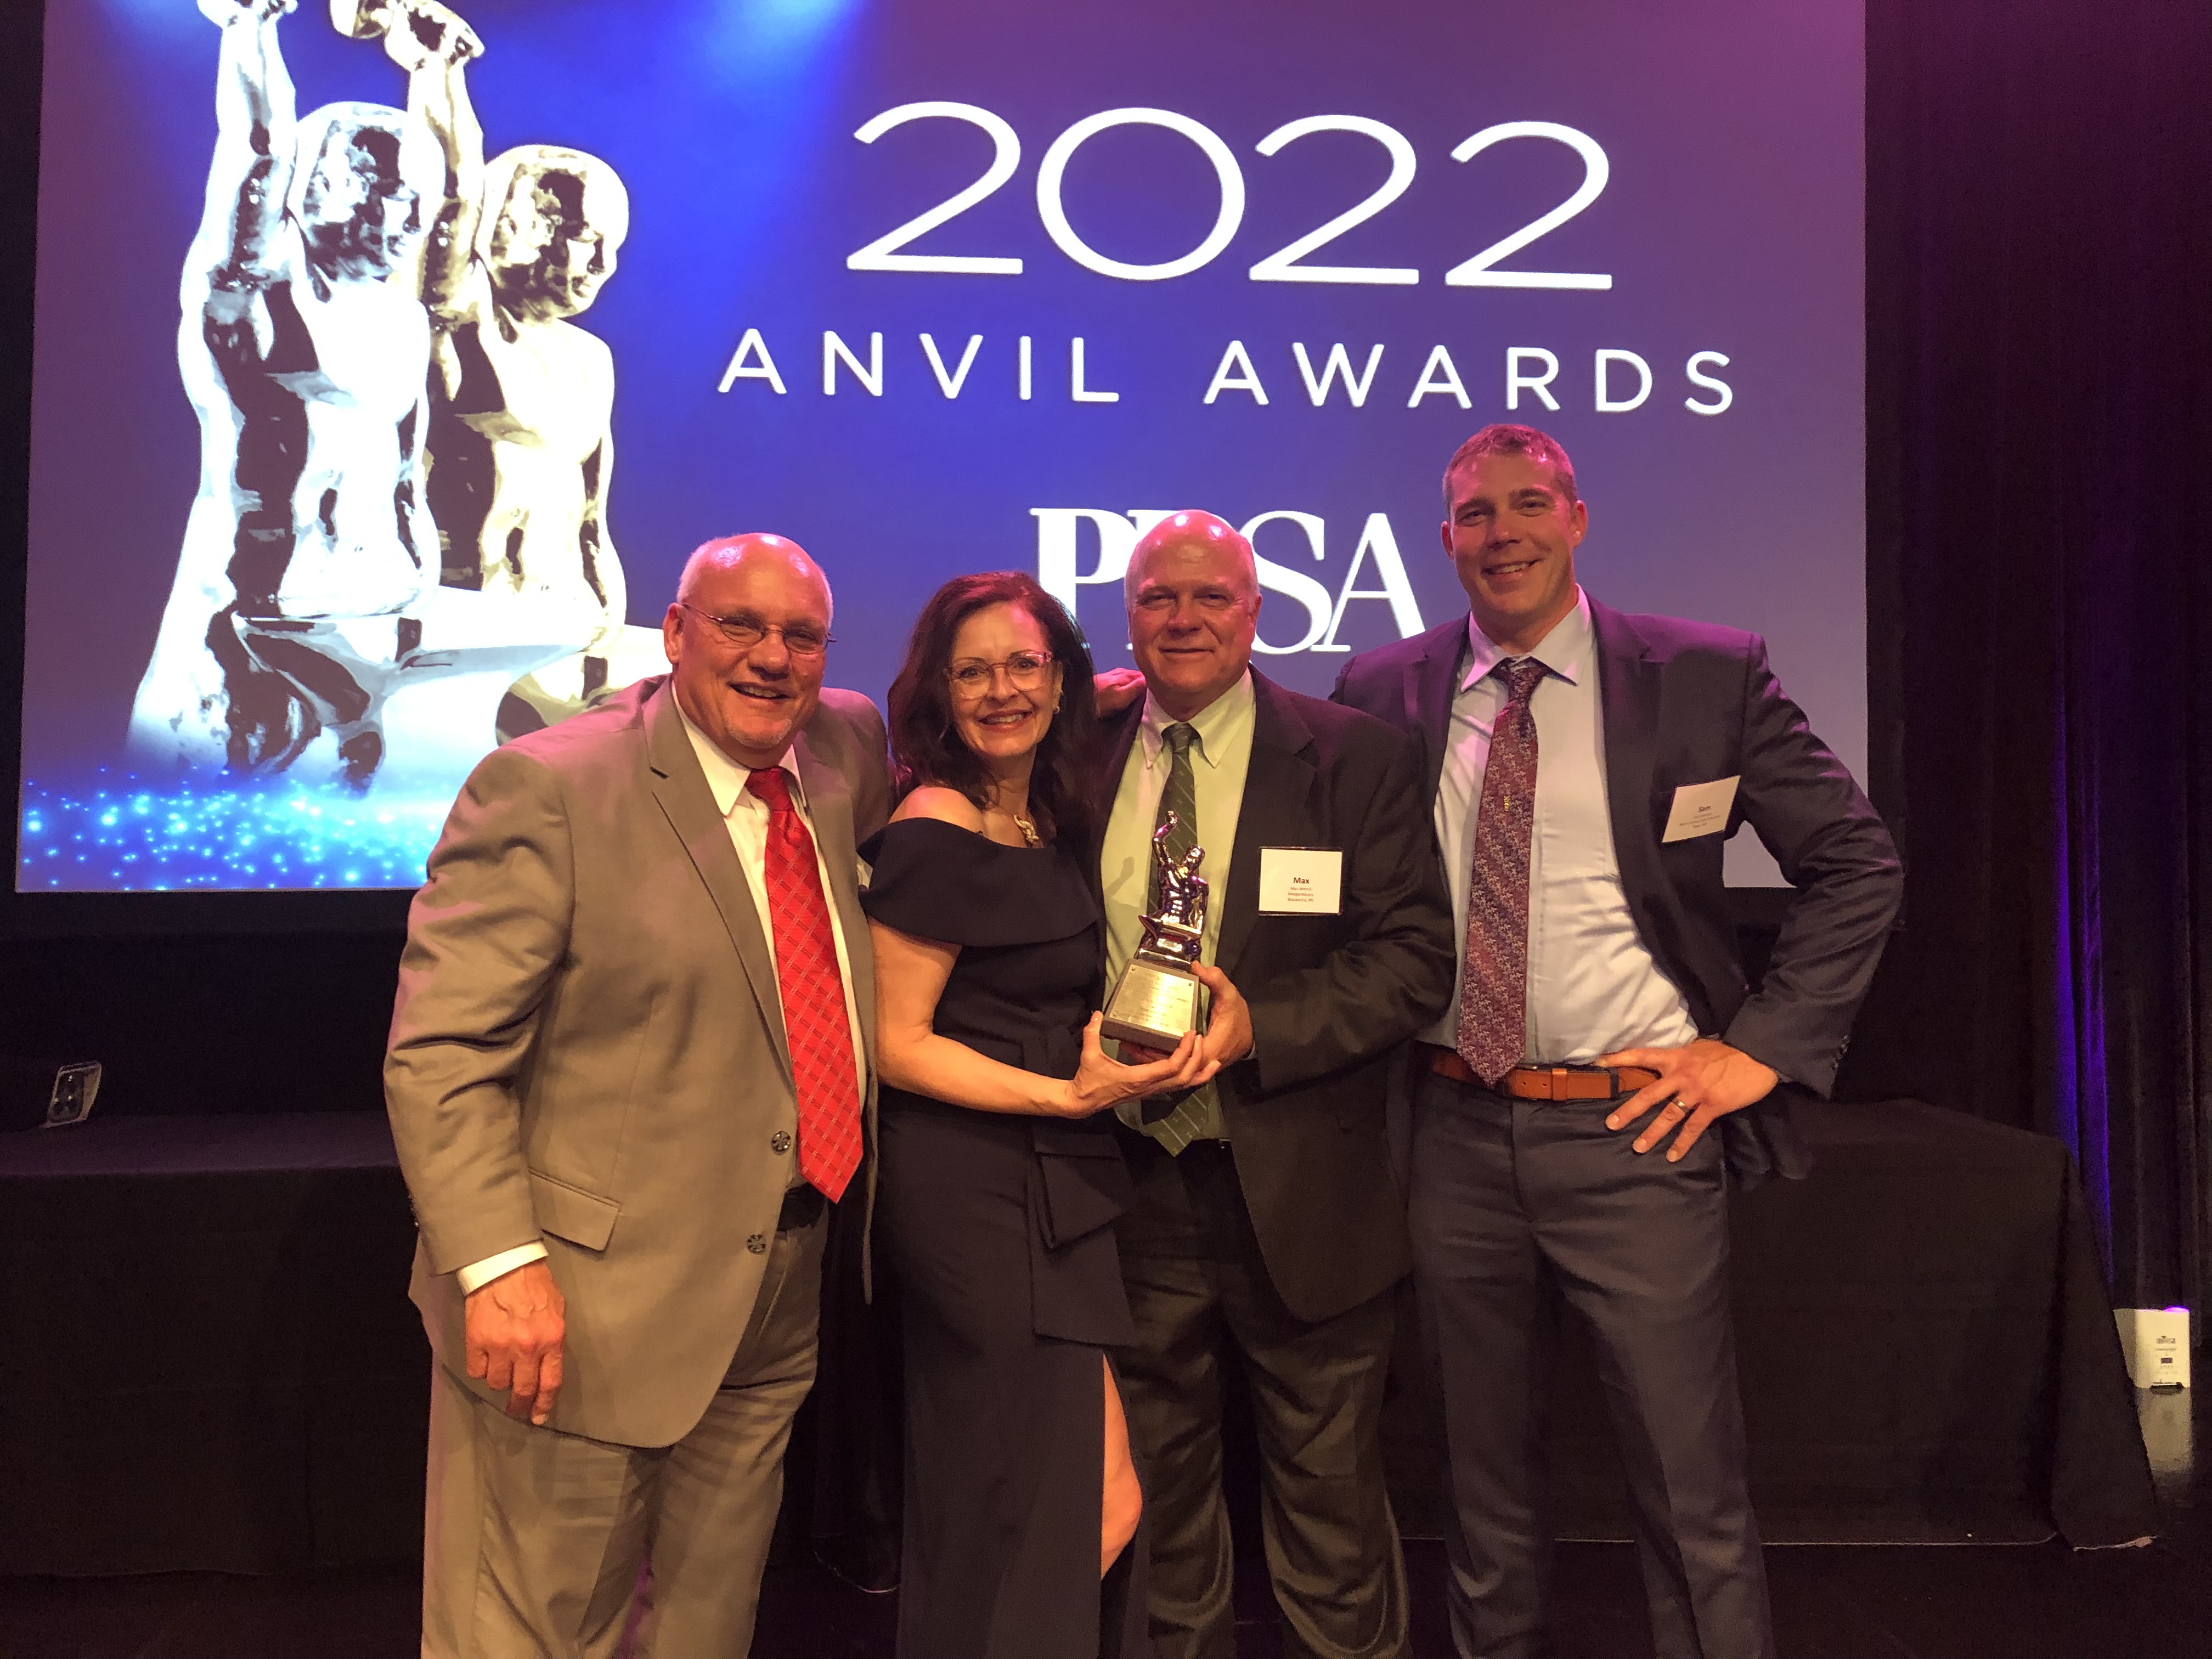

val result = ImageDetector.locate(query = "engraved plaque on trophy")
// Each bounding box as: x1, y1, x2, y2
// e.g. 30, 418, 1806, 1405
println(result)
1101, 816, 1209, 1051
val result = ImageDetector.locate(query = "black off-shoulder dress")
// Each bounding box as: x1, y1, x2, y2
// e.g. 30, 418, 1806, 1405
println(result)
860, 817, 1150, 1659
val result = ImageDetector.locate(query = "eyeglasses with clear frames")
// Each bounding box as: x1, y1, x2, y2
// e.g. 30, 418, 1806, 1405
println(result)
679, 603, 833, 658
946, 650, 1055, 697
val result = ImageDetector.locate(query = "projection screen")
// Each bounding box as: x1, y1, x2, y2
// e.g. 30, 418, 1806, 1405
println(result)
16, 0, 1864, 891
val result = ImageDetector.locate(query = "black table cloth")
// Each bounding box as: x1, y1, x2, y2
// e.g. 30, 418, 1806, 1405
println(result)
0, 1115, 427, 1575
1382, 1098, 2160, 1548
0, 1101, 2159, 1576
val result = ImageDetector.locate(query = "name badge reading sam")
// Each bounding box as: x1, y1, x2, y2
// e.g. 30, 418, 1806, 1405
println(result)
1662, 776, 1741, 842
1258, 847, 1343, 914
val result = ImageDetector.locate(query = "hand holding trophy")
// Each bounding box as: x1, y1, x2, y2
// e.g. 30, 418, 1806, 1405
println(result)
1055, 821, 1222, 1118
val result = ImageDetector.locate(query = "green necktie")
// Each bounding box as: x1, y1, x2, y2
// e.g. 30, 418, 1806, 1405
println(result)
1150, 723, 1200, 911
1128, 723, 1222, 1153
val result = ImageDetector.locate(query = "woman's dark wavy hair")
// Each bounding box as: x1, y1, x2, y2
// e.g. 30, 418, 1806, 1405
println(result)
885, 571, 1101, 848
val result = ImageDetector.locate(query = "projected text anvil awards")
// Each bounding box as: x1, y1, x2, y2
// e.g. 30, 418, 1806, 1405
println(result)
717, 333, 1736, 416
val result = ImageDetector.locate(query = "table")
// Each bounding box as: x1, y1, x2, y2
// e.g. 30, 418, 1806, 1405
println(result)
1382, 1098, 2160, 1547
0, 1101, 2159, 1576
0, 1116, 427, 1575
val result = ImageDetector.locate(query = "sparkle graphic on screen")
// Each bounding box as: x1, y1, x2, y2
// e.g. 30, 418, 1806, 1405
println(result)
16, 777, 447, 890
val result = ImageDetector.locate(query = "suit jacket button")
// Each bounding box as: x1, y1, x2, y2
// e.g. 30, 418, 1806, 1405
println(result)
770, 1131, 793, 1155
747, 1233, 768, 1255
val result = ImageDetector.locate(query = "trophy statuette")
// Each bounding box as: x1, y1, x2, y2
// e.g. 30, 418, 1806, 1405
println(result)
1101, 816, 1209, 1051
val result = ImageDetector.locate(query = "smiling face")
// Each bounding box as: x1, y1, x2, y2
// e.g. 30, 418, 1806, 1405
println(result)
662, 535, 831, 770
1441, 448, 1588, 652
944, 601, 1063, 775
1125, 512, 1261, 721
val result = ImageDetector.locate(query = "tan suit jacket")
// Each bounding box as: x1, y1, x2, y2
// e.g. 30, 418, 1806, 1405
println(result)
386, 674, 890, 1449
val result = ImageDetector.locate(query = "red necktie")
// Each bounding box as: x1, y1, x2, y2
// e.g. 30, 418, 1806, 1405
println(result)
1458, 658, 1548, 1085
744, 768, 862, 1201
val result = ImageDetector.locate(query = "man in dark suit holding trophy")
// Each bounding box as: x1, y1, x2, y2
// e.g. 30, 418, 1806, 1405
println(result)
1094, 511, 1456, 1659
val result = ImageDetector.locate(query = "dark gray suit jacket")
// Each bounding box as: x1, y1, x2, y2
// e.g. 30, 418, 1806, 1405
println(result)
1097, 670, 1457, 1322
1330, 599, 1901, 1182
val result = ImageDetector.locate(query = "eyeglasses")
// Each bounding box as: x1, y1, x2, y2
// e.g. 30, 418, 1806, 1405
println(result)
679, 603, 832, 658
947, 651, 1054, 697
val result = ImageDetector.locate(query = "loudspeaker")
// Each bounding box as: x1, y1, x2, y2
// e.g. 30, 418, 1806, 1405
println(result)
0, 1057, 103, 1132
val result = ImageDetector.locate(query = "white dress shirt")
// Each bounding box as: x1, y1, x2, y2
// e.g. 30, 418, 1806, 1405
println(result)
1425, 590, 1700, 1062
455, 704, 866, 1294
1101, 670, 1256, 1139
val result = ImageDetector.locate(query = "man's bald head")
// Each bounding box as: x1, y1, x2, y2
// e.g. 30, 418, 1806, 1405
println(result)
1124, 510, 1263, 721
676, 533, 832, 620
1124, 511, 1257, 605
663, 533, 833, 769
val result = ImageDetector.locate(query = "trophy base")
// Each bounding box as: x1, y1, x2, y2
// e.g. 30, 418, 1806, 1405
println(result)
1101, 955, 1203, 1051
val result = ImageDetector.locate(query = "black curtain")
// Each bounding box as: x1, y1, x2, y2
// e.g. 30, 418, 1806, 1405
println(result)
1853, 0, 2212, 1317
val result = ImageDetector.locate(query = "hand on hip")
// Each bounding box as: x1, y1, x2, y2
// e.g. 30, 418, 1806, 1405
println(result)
1598, 1038, 1780, 1161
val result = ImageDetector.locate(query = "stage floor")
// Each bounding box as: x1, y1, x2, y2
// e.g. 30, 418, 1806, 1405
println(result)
2, 1389, 2203, 1659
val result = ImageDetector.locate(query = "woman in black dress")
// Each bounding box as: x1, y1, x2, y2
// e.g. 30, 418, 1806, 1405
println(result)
863, 572, 1244, 1659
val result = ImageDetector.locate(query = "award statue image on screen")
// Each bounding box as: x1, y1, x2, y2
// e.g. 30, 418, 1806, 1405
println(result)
422, 137, 667, 740
123, 0, 645, 802
400, 0, 666, 740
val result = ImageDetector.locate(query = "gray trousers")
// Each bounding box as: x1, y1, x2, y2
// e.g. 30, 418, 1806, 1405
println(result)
1407, 1072, 1774, 1659
1114, 1136, 1409, 1659
421, 1211, 827, 1659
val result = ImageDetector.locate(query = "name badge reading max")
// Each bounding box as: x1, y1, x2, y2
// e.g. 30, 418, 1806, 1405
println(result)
1257, 848, 1343, 915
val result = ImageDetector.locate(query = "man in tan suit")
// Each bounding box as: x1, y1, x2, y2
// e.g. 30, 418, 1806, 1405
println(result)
386, 533, 890, 1658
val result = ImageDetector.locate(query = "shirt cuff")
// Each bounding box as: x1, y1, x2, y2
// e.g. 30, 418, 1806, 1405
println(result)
456, 1241, 549, 1295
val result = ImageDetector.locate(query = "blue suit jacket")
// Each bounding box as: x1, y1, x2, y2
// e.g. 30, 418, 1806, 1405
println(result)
1330, 597, 1902, 1182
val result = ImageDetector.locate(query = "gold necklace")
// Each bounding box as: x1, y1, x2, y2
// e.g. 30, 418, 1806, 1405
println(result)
1011, 811, 1041, 848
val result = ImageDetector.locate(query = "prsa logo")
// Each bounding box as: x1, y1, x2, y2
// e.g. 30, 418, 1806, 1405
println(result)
1031, 509, 1428, 657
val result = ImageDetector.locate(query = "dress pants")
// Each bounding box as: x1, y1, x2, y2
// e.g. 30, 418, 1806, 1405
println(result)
1408, 1071, 1774, 1659
421, 1208, 828, 1659
1114, 1133, 1409, 1659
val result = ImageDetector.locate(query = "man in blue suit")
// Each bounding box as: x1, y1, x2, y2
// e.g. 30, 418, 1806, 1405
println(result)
1332, 425, 1901, 1659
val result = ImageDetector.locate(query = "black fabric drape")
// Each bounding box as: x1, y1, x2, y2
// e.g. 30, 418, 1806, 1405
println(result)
1853, 0, 2212, 1316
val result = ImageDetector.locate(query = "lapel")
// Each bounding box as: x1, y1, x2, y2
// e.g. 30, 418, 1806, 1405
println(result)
1089, 701, 1147, 904
644, 680, 792, 1083
1588, 596, 1671, 929
792, 730, 876, 1060
1402, 616, 1468, 800
1101, 701, 1144, 798
1218, 672, 1318, 981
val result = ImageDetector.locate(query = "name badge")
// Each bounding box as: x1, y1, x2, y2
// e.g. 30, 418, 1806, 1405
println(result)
1662, 776, 1741, 842
1259, 847, 1342, 914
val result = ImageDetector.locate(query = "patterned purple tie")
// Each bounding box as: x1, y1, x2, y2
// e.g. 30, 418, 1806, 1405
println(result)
1458, 657, 1549, 1085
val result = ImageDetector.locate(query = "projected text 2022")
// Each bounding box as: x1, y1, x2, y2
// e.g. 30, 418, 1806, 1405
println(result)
714, 103, 1735, 419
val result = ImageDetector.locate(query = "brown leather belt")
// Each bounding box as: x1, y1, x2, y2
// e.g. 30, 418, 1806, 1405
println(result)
1417, 1043, 1659, 1101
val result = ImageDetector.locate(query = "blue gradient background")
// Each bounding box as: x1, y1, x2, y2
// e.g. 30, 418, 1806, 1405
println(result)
20, 0, 1864, 890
